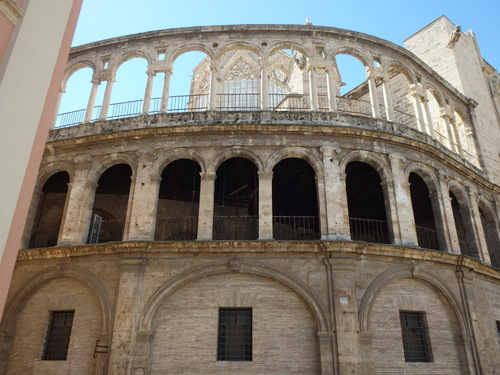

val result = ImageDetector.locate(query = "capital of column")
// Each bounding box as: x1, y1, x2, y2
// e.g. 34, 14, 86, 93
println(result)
98, 71, 116, 83
320, 145, 341, 158
146, 69, 156, 77
439, 106, 454, 121
388, 152, 406, 164
324, 256, 358, 271
75, 154, 93, 165
200, 171, 217, 181
136, 148, 157, 163
258, 170, 273, 180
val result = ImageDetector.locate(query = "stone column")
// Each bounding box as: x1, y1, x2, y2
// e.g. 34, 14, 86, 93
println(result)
160, 69, 172, 112
209, 63, 219, 110
309, 67, 319, 111
58, 156, 95, 245
197, 172, 216, 240
380, 177, 399, 245
108, 258, 147, 374
325, 257, 363, 374
316, 172, 329, 240
99, 73, 116, 120
439, 107, 458, 152
380, 77, 394, 121
388, 153, 418, 246
20, 188, 43, 249
258, 171, 273, 240
450, 117, 464, 157
436, 170, 461, 254
411, 90, 426, 132
325, 67, 338, 112
467, 188, 491, 264
260, 61, 269, 110
142, 70, 155, 115
51, 83, 65, 128
366, 74, 380, 118
320, 146, 350, 240
124, 150, 158, 241
84, 76, 100, 122
420, 97, 435, 137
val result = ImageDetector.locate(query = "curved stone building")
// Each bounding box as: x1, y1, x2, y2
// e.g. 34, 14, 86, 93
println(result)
1, 16, 500, 374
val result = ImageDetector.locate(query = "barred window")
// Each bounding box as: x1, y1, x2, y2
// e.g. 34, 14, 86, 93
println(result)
42, 310, 75, 361
496, 320, 500, 336
399, 311, 432, 362
217, 308, 252, 361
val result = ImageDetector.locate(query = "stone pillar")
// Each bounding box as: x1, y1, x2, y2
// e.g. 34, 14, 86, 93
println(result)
325, 67, 338, 112
325, 257, 363, 374
58, 156, 95, 245
209, 63, 218, 110
450, 117, 464, 157
411, 91, 426, 132
309, 67, 319, 111
380, 177, 399, 245
258, 171, 273, 240
428, 189, 450, 252
439, 107, 458, 152
197, 172, 216, 240
316, 172, 329, 240
51, 83, 65, 128
388, 153, 418, 246
124, 150, 158, 241
436, 170, 461, 254
421, 97, 435, 137
320, 146, 350, 240
366, 73, 380, 118
131, 330, 153, 375
142, 70, 155, 115
260, 62, 269, 110
84, 76, 100, 122
317, 331, 334, 375
380, 77, 394, 121
20, 188, 43, 249
108, 258, 147, 374
160, 69, 172, 112
99, 73, 116, 120
467, 189, 491, 264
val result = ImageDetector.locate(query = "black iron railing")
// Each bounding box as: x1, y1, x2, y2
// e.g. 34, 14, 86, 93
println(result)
416, 226, 439, 250
29, 225, 60, 248
213, 216, 258, 240
349, 217, 389, 244
273, 216, 320, 240
155, 216, 198, 241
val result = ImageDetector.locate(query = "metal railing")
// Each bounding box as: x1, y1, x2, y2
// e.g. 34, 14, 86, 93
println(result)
273, 216, 320, 241
155, 216, 198, 241
416, 226, 439, 250
349, 217, 389, 244
29, 225, 60, 248
213, 215, 258, 240
217, 93, 259, 110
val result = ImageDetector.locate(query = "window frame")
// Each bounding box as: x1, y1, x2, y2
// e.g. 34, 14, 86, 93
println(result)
217, 307, 252, 362
399, 310, 433, 363
42, 310, 75, 361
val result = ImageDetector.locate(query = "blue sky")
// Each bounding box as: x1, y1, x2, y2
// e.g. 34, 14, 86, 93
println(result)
58, 0, 499, 118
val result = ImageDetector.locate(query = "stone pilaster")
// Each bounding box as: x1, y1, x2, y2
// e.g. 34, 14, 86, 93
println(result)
436, 170, 461, 254
197, 172, 216, 240
258, 171, 273, 240
320, 146, 350, 240
124, 150, 158, 241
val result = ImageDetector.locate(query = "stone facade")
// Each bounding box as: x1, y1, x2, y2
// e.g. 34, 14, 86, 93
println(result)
1, 18, 500, 375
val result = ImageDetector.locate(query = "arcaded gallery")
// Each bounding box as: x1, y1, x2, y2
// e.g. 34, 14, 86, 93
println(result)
1, 15, 500, 374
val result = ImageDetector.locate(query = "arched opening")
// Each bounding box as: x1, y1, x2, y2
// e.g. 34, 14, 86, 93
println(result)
272, 158, 319, 240
387, 66, 416, 129
155, 159, 201, 241
213, 158, 258, 240
29, 172, 69, 248
268, 49, 307, 110
454, 110, 479, 167
88, 164, 132, 243
171, 51, 210, 112
334, 54, 371, 116
478, 205, 500, 268
346, 161, 390, 244
449, 191, 478, 259
218, 49, 260, 110
56, 67, 94, 127
409, 173, 440, 250
108, 57, 149, 119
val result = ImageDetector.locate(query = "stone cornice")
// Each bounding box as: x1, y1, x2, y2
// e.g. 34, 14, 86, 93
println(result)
0, 0, 23, 25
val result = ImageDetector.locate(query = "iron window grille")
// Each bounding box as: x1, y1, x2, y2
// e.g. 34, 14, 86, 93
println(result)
42, 310, 75, 361
496, 321, 500, 336
217, 308, 252, 361
399, 311, 432, 362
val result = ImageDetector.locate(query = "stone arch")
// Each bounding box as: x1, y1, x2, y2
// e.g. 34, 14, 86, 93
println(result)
339, 150, 392, 181
422, 81, 445, 107
167, 43, 214, 69
214, 42, 263, 62
153, 148, 207, 176
358, 265, 467, 335
328, 46, 371, 68
88, 153, 137, 186
62, 61, 97, 87
266, 147, 323, 175
208, 146, 264, 173
34, 162, 75, 191
107, 50, 153, 74
383, 60, 417, 84
265, 41, 312, 60
139, 259, 329, 333
404, 162, 439, 192
1, 265, 112, 335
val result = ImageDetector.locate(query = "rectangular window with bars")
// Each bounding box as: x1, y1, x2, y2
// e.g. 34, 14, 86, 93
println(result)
217, 308, 252, 361
42, 310, 75, 361
399, 311, 432, 362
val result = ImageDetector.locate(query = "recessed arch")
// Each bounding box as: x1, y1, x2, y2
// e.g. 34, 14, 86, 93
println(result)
167, 43, 214, 67
153, 148, 207, 176
88, 153, 136, 186
208, 146, 264, 173
266, 147, 323, 176
339, 150, 392, 181
328, 46, 371, 68
265, 41, 311, 60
